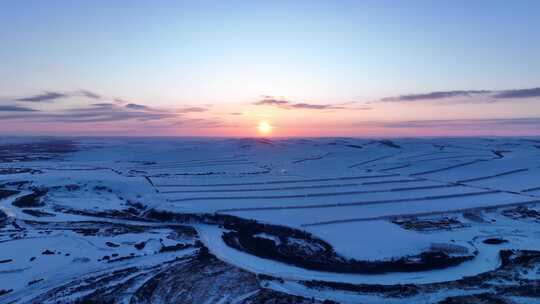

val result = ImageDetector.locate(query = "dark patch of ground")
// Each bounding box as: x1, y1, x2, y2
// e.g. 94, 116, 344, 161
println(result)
0, 189, 20, 200
159, 242, 192, 253
0, 181, 30, 190
244, 289, 334, 303
0, 289, 12, 296
483, 238, 508, 245
438, 293, 507, 304
392, 216, 468, 231
0, 210, 7, 223
371, 139, 401, 149
12, 189, 48, 208
502, 206, 540, 221
463, 211, 486, 223
27, 279, 43, 286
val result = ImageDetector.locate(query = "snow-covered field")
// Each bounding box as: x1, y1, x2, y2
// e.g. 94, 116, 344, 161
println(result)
1, 137, 540, 303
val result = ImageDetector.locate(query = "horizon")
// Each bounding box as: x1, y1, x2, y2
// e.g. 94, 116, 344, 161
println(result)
3, 134, 540, 140
1, 1, 540, 137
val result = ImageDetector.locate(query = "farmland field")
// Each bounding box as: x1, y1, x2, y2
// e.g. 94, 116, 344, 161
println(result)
1, 137, 540, 303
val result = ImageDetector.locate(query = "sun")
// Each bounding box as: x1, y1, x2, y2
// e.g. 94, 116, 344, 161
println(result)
258, 121, 273, 135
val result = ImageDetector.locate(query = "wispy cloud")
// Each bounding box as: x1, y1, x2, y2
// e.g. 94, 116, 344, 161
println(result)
1, 88, 226, 134
77, 89, 102, 99
11, 89, 209, 114
91, 103, 116, 107
493, 87, 540, 99
0, 96, 216, 130
254, 97, 348, 110
15, 91, 69, 102
291, 103, 345, 110
0, 105, 38, 112
380, 90, 491, 102
254, 98, 290, 106
113, 98, 129, 104
125, 103, 207, 113
0, 103, 174, 123
174, 107, 208, 113
355, 117, 540, 129
165, 118, 230, 128
125, 103, 150, 110
14, 89, 103, 103
379, 86, 540, 103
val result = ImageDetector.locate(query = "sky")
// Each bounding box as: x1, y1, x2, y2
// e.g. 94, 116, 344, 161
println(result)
1, 0, 540, 137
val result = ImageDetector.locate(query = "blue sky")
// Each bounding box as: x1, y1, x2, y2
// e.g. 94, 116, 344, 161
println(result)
1, 0, 540, 136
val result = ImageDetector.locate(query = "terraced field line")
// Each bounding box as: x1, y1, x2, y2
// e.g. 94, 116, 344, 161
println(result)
361, 178, 425, 185
410, 159, 488, 176
397, 150, 454, 160
167, 184, 461, 202
301, 199, 540, 227
145, 161, 256, 169
130, 156, 243, 168
348, 154, 399, 168
154, 174, 400, 187
160, 183, 360, 194
522, 186, 540, 193
292, 152, 331, 164
379, 164, 411, 172
407, 154, 487, 163
457, 168, 529, 183
216, 190, 500, 212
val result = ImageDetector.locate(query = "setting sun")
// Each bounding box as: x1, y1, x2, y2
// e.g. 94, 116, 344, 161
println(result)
257, 121, 273, 135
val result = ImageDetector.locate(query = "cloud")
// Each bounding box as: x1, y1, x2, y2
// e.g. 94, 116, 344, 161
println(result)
379, 86, 540, 103
5, 88, 212, 127
0, 105, 38, 112
0, 99, 212, 125
125, 103, 207, 113
16, 91, 69, 102
355, 117, 540, 129
125, 103, 150, 110
0, 103, 176, 123
2, 89, 218, 133
254, 98, 290, 106
493, 87, 540, 99
113, 98, 129, 104
165, 118, 229, 128
15, 89, 103, 103
91, 103, 116, 107
65, 103, 179, 122
254, 97, 346, 110
77, 90, 102, 99
291, 103, 345, 110
355, 106, 373, 111
13, 89, 210, 115
175, 107, 208, 113
380, 90, 491, 102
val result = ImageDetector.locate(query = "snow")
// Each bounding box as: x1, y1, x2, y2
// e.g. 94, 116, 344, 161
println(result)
2, 137, 540, 301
